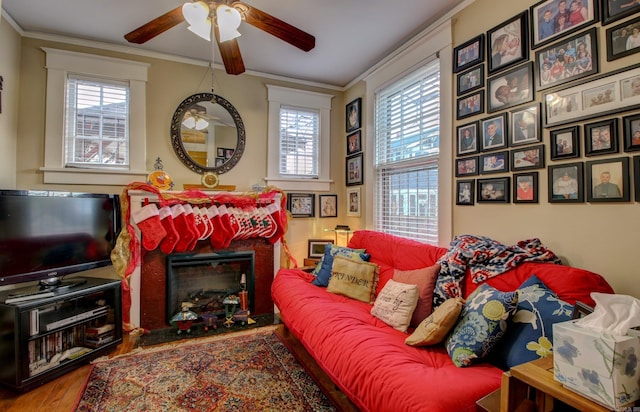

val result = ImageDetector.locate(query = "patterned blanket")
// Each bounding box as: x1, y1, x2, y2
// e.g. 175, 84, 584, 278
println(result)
432, 234, 562, 308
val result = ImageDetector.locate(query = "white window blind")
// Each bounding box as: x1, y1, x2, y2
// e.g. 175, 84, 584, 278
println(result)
374, 59, 440, 244
279, 106, 319, 177
65, 76, 129, 167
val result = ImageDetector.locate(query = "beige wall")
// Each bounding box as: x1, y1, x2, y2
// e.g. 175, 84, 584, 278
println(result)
0, 15, 21, 189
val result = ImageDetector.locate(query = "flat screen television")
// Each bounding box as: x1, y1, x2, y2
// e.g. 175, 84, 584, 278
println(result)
0, 190, 121, 288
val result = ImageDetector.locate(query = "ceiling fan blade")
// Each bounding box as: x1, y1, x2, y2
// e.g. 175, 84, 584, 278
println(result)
215, 29, 246, 75
234, 2, 315, 52
124, 6, 184, 44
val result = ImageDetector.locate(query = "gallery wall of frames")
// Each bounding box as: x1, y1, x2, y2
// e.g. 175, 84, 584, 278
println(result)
453, 0, 640, 206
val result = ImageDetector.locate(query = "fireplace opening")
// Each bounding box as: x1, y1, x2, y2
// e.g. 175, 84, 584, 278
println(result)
166, 251, 255, 323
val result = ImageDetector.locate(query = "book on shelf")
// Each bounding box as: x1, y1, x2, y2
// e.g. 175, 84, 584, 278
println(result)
84, 333, 115, 348
85, 323, 114, 336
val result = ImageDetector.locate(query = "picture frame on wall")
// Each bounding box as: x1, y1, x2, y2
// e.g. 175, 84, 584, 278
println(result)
347, 187, 361, 217
601, 0, 640, 25
634, 156, 640, 201
509, 103, 541, 146
584, 118, 619, 156
456, 121, 479, 156
457, 64, 485, 96
535, 27, 599, 91
548, 162, 584, 203
477, 177, 510, 203
530, 0, 598, 49
308, 239, 334, 258
550, 125, 581, 159
456, 180, 475, 205
346, 130, 362, 155
287, 193, 316, 218
456, 156, 479, 177
453, 34, 485, 73
513, 172, 539, 203
606, 16, 640, 61
346, 153, 363, 186
480, 151, 509, 174
481, 113, 508, 152
487, 11, 529, 75
511, 144, 545, 171
487, 62, 534, 113
623, 113, 640, 152
319, 194, 338, 218
456, 90, 484, 120
586, 157, 630, 202
346, 97, 362, 132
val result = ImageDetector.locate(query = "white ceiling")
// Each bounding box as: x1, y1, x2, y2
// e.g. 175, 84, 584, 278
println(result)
1, 0, 464, 88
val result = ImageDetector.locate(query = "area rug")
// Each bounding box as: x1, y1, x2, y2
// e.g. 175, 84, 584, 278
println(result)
74, 326, 336, 411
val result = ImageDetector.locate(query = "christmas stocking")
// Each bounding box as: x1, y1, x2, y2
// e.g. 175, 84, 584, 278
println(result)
217, 205, 236, 248
182, 204, 200, 250
266, 202, 286, 244
171, 204, 197, 253
159, 205, 179, 254
192, 206, 208, 240
208, 205, 227, 249
133, 203, 167, 251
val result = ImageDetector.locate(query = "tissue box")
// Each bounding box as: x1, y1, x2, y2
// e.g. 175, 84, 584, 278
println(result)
553, 320, 640, 409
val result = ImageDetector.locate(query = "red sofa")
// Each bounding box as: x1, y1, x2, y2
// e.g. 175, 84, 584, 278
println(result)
271, 230, 614, 412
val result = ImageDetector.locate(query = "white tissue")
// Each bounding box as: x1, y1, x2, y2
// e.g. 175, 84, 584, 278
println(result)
574, 292, 640, 336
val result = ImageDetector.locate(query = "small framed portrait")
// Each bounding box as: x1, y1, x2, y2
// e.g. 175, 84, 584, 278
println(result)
456, 156, 479, 177
347, 187, 361, 217
634, 156, 640, 201
623, 113, 640, 152
457, 64, 485, 96
535, 27, 599, 91
606, 16, 640, 61
586, 157, 630, 202
513, 172, 539, 203
456, 179, 475, 206
287, 193, 316, 218
456, 90, 484, 120
308, 239, 333, 259
487, 11, 529, 75
510, 103, 541, 146
217, 147, 225, 157
480, 151, 509, 174
346, 153, 363, 186
477, 177, 510, 203
487, 62, 534, 113
225, 148, 234, 159
346, 130, 362, 155
481, 113, 508, 152
548, 162, 584, 203
530, 0, 598, 49
511, 144, 545, 171
215, 157, 225, 167
346, 97, 362, 132
550, 125, 581, 159
319, 194, 338, 218
454, 34, 485, 73
584, 118, 619, 156
456, 121, 479, 156
602, 0, 640, 25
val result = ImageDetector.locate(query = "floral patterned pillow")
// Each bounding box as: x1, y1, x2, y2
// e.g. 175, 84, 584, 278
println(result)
446, 283, 518, 367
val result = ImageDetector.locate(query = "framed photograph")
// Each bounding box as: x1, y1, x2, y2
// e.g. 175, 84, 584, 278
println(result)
530, 0, 598, 49
488, 62, 534, 113
319, 194, 338, 218
586, 157, 630, 202
346, 153, 363, 186
347, 187, 361, 217
456, 156, 479, 177
634, 156, 640, 201
572, 301, 594, 319
225, 148, 234, 159
513, 172, 539, 203
308, 239, 333, 258
601, 0, 640, 25
550, 126, 581, 159
456, 121, 479, 156
548, 162, 584, 203
511, 144, 545, 171
287, 193, 316, 218
480, 151, 509, 174
216, 147, 225, 157
454, 34, 485, 73
510, 103, 541, 146
543, 63, 640, 127
456, 180, 475, 205
535, 27, 598, 91
457, 64, 485, 96
481, 113, 508, 152
623, 113, 640, 152
346, 130, 362, 155
487, 11, 529, 75
606, 16, 640, 61
456, 90, 484, 120
215, 157, 225, 166
477, 177, 510, 202
346, 97, 362, 132
584, 118, 619, 156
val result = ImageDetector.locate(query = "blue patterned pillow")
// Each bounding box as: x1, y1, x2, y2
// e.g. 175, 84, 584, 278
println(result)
446, 283, 518, 367
312, 244, 370, 287
489, 275, 573, 370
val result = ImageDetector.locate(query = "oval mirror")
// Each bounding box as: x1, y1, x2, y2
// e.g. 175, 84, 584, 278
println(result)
170, 92, 245, 174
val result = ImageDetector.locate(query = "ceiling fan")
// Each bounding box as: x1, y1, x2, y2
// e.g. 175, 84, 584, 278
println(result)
124, 1, 316, 75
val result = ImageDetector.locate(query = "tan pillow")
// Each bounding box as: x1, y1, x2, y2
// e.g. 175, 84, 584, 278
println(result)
405, 297, 464, 346
370, 279, 419, 333
393, 264, 441, 328
327, 255, 379, 303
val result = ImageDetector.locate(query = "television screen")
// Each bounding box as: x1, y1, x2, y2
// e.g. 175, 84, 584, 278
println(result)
0, 190, 121, 286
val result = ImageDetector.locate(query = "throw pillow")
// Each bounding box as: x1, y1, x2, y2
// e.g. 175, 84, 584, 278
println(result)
393, 264, 441, 327
490, 275, 573, 370
405, 297, 464, 346
445, 283, 518, 367
312, 244, 369, 287
326, 255, 379, 303
370, 279, 420, 333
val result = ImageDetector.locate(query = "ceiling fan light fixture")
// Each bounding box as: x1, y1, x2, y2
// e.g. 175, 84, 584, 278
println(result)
216, 4, 242, 42
183, 1, 212, 41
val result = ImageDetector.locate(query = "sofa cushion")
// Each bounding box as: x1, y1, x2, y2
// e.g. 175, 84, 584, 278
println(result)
393, 264, 440, 327
405, 297, 464, 346
446, 284, 518, 367
326, 255, 379, 303
312, 244, 369, 287
370, 279, 419, 332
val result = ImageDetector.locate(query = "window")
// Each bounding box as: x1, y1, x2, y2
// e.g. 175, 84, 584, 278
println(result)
279, 106, 319, 177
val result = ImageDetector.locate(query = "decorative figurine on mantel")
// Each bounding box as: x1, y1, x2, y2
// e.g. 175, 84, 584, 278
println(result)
170, 302, 198, 334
